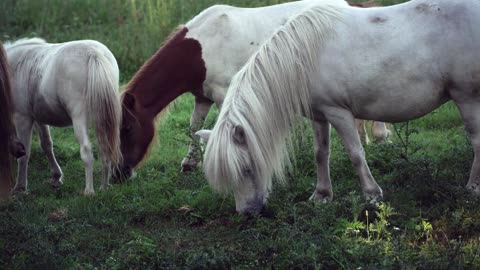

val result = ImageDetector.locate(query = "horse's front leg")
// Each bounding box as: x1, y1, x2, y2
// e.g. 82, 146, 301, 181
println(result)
72, 117, 95, 195
326, 108, 383, 202
309, 120, 333, 202
181, 96, 213, 172
35, 123, 63, 190
453, 100, 480, 195
12, 115, 33, 194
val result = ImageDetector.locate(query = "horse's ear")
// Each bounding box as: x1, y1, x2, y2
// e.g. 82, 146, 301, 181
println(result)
122, 93, 136, 110
232, 125, 246, 145
195, 130, 212, 142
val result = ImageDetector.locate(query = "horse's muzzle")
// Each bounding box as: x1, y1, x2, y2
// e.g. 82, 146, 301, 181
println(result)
112, 164, 133, 183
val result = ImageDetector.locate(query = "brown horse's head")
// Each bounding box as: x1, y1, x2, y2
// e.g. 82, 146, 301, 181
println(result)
113, 92, 155, 181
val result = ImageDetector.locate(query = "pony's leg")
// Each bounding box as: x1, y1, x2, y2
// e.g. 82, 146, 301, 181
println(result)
372, 122, 392, 144
355, 119, 370, 145
326, 109, 383, 201
454, 101, 480, 195
99, 154, 111, 191
72, 117, 95, 195
309, 120, 333, 202
12, 116, 33, 193
181, 96, 213, 172
35, 123, 63, 189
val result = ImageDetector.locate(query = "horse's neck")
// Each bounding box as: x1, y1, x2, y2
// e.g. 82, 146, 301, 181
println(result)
127, 27, 206, 117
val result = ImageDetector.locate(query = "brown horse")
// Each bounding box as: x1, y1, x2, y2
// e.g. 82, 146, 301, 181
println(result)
114, 0, 382, 180
0, 42, 25, 198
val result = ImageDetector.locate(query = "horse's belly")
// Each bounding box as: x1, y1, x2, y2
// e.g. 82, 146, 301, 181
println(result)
351, 93, 450, 123
33, 99, 72, 127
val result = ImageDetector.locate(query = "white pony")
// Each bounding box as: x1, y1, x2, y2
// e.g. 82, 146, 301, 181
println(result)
5, 38, 122, 195
197, 0, 480, 213
179, 0, 390, 172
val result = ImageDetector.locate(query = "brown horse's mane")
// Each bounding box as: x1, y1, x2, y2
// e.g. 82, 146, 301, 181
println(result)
122, 25, 186, 96
120, 25, 187, 167
0, 42, 14, 198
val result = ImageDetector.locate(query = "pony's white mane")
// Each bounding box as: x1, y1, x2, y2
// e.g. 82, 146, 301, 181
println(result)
4, 37, 46, 49
204, 0, 346, 194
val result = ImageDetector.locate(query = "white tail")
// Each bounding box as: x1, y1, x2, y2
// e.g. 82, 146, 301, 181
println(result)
86, 50, 122, 166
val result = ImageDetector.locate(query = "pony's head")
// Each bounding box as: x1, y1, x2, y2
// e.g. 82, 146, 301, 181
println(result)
195, 2, 344, 213
196, 121, 271, 214
113, 92, 155, 181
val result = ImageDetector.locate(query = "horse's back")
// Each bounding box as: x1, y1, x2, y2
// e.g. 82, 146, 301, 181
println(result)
312, 0, 480, 122
7, 39, 118, 126
185, 0, 348, 92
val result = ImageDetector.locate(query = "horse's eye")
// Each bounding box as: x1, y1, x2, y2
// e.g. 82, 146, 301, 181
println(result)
243, 168, 254, 177
123, 125, 132, 133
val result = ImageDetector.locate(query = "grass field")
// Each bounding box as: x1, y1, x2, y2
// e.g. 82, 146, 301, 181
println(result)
1, 0, 480, 269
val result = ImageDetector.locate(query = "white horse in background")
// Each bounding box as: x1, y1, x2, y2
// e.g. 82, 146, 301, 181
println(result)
197, 0, 480, 213
5, 38, 122, 195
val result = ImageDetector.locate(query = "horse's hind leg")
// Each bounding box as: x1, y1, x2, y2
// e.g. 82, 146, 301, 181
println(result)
372, 122, 392, 144
453, 101, 480, 195
99, 154, 111, 191
355, 119, 370, 145
309, 120, 333, 202
35, 123, 63, 190
326, 109, 383, 202
12, 115, 33, 193
181, 96, 213, 172
72, 117, 95, 195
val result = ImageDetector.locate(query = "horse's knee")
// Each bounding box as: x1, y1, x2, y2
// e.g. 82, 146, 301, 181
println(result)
79, 144, 93, 165
349, 151, 365, 168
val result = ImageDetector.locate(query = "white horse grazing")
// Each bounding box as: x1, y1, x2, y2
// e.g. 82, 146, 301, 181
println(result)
5, 38, 122, 195
176, 0, 389, 172
197, 0, 480, 213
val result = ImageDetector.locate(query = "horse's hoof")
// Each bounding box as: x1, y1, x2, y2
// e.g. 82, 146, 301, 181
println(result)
365, 193, 383, 206
11, 186, 27, 195
180, 164, 194, 173
309, 190, 333, 203
467, 183, 480, 195
50, 179, 63, 191
180, 157, 200, 173
83, 189, 95, 196
99, 184, 112, 191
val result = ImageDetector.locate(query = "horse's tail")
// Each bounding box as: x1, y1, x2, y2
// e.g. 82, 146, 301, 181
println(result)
86, 49, 122, 167
0, 43, 14, 197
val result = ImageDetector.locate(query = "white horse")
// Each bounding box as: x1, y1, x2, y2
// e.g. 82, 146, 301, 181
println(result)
179, 0, 390, 171
5, 38, 122, 195
197, 0, 480, 213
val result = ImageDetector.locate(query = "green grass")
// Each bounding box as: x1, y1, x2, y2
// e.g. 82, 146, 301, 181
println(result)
2, 0, 480, 269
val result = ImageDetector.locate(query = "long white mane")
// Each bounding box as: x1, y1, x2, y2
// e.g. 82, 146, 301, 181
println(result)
204, 0, 346, 194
